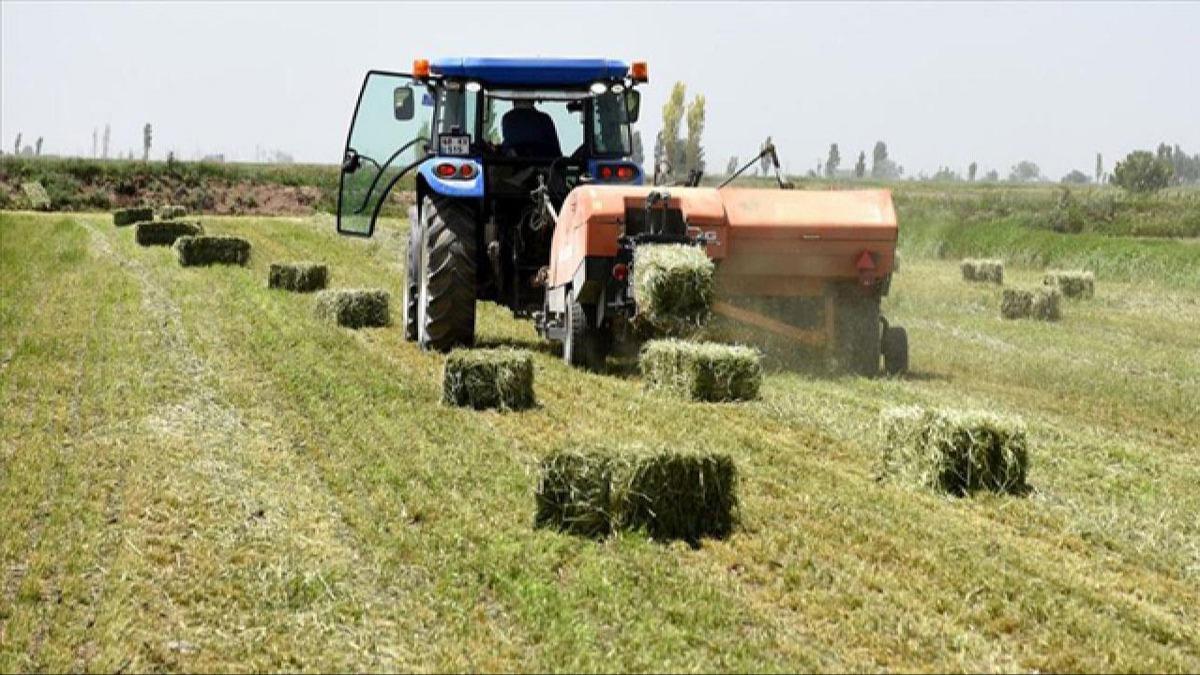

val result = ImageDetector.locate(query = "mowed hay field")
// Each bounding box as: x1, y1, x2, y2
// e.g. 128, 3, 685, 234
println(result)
2, 209, 1199, 672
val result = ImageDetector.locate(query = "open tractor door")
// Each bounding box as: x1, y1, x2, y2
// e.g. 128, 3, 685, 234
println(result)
337, 71, 432, 237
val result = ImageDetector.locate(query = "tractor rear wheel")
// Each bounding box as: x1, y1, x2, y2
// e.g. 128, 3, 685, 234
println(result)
883, 325, 909, 376
417, 196, 476, 352
563, 292, 608, 371
401, 216, 422, 341
834, 288, 881, 377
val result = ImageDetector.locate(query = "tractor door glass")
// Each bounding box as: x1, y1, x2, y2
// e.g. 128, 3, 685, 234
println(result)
592, 92, 632, 157
337, 71, 433, 237
436, 86, 479, 142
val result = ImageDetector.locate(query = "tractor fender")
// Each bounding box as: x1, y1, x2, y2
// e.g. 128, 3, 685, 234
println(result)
417, 158, 484, 198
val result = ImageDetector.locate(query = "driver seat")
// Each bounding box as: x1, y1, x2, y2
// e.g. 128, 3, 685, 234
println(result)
501, 107, 562, 158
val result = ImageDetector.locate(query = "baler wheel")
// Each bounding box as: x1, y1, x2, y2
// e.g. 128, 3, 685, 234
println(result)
564, 292, 607, 371
401, 216, 422, 341
883, 325, 909, 376
835, 290, 881, 376
418, 196, 476, 351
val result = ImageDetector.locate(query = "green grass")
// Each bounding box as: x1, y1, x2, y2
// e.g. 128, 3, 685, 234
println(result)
2, 209, 1198, 671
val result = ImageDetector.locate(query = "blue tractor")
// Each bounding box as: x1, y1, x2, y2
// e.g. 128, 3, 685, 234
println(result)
336, 57, 647, 352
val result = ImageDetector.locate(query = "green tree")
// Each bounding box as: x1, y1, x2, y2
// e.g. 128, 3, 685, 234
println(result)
102, 124, 111, 159
726, 155, 739, 176
824, 143, 841, 178
854, 151, 866, 178
142, 123, 153, 161
1095, 153, 1103, 183
1111, 150, 1173, 193
968, 162, 978, 182
684, 94, 706, 174
13, 133, 21, 155
870, 140, 898, 178
984, 169, 999, 181
1008, 160, 1041, 182
1061, 169, 1090, 184
35, 137, 43, 156
658, 82, 686, 178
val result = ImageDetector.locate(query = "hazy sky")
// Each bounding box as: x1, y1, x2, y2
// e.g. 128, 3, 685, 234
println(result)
3, 1, 1198, 178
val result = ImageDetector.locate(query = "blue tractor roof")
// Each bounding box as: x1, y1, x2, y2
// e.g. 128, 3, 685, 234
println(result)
430, 57, 629, 87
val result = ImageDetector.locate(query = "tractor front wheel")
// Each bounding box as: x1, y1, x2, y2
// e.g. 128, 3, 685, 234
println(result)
563, 292, 608, 371
883, 325, 909, 376
417, 196, 476, 352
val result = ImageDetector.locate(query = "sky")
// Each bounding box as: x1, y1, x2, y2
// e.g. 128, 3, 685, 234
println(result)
2, 1, 1198, 179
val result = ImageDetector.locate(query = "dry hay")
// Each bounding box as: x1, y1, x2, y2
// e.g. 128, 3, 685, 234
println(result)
314, 288, 390, 328
1044, 270, 1095, 299
268, 262, 328, 292
1002, 287, 1062, 321
113, 206, 154, 227
442, 348, 535, 411
135, 219, 203, 246
880, 406, 1029, 496
960, 258, 1005, 284
21, 181, 51, 210
632, 243, 715, 334
535, 444, 737, 543
158, 204, 189, 220
174, 235, 251, 267
640, 339, 762, 402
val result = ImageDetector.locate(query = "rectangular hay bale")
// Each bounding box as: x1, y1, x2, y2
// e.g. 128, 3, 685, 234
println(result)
314, 288, 390, 328
113, 207, 154, 227
174, 235, 251, 267
442, 348, 535, 411
1044, 270, 1095, 299
880, 406, 1029, 496
632, 243, 715, 334
535, 444, 738, 543
134, 219, 203, 246
640, 339, 762, 402
960, 258, 1004, 284
1002, 287, 1060, 321
268, 262, 328, 292
158, 204, 189, 220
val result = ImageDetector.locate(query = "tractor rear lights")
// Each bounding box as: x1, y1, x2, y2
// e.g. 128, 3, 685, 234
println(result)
631, 61, 649, 82
856, 250, 878, 287
413, 59, 431, 79
611, 263, 628, 282
596, 164, 638, 182
434, 162, 478, 180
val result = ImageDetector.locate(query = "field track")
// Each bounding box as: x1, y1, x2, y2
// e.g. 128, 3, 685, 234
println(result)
2, 211, 1198, 672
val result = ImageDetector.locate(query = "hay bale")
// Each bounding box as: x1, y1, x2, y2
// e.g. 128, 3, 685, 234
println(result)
314, 288, 390, 328
268, 262, 328, 292
535, 445, 738, 543
134, 219, 203, 246
960, 258, 1004, 284
442, 348, 535, 411
113, 207, 154, 227
1032, 287, 1062, 321
880, 406, 1029, 496
640, 339, 762, 402
1000, 288, 1033, 319
1002, 287, 1061, 321
1044, 270, 1095, 299
632, 243, 715, 333
21, 181, 50, 210
614, 452, 737, 542
174, 235, 251, 267
534, 451, 615, 538
158, 204, 188, 220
